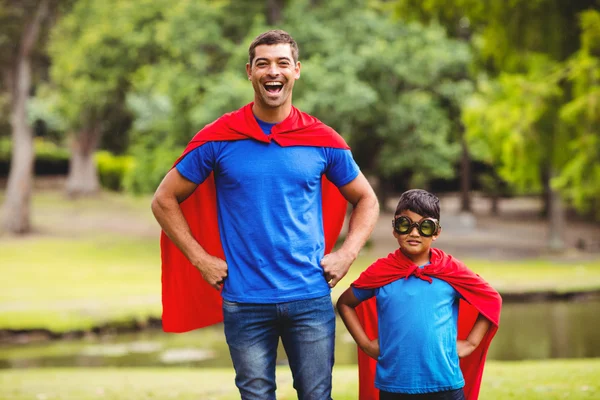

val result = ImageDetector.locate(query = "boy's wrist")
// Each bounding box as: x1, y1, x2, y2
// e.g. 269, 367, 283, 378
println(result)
466, 337, 480, 349
358, 338, 372, 351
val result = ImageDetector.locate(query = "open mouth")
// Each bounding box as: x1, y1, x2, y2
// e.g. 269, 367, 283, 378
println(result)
264, 81, 283, 94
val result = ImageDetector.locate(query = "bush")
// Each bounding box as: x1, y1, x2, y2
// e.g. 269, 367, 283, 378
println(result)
95, 151, 135, 192
0, 137, 70, 176
0, 137, 11, 161
123, 140, 183, 195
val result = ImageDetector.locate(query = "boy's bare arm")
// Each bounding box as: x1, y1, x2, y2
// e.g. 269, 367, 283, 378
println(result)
336, 288, 379, 360
151, 168, 228, 290
457, 313, 492, 358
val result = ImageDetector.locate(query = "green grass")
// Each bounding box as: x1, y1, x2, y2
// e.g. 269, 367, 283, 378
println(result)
3, 236, 600, 332
333, 257, 600, 300
1, 189, 600, 332
2, 237, 600, 332
0, 235, 161, 331
0, 360, 598, 399
464, 259, 600, 294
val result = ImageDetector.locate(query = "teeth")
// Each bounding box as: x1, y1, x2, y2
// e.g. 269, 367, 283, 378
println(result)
265, 82, 283, 86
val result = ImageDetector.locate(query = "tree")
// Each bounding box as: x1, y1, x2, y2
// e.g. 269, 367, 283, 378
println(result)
393, 0, 600, 250
43, 0, 259, 196
390, 1, 486, 212
554, 10, 600, 218
123, 0, 251, 193
463, 62, 566, 249
0, 0, 52, 233
283, 0, 472, 207
121, 0, 472, 205
44, 0, 172, 197
266, 0, 285, 25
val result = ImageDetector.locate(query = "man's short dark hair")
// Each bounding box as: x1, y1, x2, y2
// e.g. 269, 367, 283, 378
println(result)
248, 30, 299, 65
394, 189, 441, 221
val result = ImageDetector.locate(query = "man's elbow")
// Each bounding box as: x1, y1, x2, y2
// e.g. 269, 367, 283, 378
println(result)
151, 189, 169, 218
369, 191, 379, 209
360, 190, 379, 214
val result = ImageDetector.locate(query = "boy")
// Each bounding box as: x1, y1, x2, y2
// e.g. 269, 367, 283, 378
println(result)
337, 189, 501, 400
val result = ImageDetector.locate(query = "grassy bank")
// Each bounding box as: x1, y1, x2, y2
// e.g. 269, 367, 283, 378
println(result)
1, 190, 600, 332
2, 232, 600, 332
1, 360, 599, 399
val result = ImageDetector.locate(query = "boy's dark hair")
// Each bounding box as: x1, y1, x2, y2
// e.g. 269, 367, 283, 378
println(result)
394, 189, 441, 221
248, 30, 299, 65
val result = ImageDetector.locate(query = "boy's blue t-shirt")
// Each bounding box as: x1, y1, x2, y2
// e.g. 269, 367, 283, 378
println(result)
176, 116, 360, 303
353, 265, 465, 394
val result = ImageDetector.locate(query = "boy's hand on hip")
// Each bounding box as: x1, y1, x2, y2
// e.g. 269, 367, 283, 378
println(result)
321, 250, 355, 288
194, 255, 228, 291
361, 338, 380, 360
457, 339, 476, 358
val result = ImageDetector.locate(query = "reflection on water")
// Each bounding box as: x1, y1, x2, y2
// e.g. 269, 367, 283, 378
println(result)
1, 300, 599, 369
488, 300, 600, 360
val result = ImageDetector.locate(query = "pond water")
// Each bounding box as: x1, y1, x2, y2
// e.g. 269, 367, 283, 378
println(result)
1, 300, 599, 369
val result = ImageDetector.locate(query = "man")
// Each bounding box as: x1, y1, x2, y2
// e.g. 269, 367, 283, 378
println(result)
151, 30, 379, 400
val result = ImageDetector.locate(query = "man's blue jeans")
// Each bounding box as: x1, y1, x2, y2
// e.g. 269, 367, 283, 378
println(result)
222, 294, 335, 400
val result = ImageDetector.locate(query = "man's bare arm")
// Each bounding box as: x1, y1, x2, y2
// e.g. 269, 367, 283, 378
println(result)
151, 168, 228, 290
321, 172, 379, 287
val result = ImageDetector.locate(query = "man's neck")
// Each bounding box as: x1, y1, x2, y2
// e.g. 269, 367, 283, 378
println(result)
252, 101, 292, 124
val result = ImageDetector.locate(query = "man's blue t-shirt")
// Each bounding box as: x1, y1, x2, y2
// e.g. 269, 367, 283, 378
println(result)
353, 266, 465, 394
176, 117, 359, 303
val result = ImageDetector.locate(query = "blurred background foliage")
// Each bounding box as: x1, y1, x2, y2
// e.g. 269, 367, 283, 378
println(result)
1, 3, 600, 396
1, 0, 599, 238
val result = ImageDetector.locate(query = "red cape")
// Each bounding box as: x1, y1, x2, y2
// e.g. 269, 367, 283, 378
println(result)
353, 248, 502, 400
161, 103, 351, 333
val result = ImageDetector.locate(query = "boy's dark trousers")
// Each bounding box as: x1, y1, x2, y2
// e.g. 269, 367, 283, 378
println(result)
380, 388, 466, 400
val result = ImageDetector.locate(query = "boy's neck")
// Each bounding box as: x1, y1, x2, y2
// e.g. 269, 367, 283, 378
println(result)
401, 249, 431, 266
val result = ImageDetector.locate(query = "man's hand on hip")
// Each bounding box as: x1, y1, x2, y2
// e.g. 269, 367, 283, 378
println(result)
194, 255, 228, 290
321, 249, 356, 288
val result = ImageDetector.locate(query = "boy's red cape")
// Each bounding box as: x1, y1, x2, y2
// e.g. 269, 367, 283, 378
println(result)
161, 103, 350, 333
353, 248, 502, 400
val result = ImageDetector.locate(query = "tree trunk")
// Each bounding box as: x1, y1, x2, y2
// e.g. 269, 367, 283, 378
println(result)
266, 0, 283, 25
547, 168, 566, 251
3, 62, 34, 233
373, 174, 394, 213
456, 18, 473, 214
490, 193, 499, 215
459, 130, 472, 212
1, 0, 49, 234
541, 164, 551, 217
65, 125, 102, 197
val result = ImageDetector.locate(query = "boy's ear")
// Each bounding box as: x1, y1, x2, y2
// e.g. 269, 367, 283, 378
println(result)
432, 226, 442, 241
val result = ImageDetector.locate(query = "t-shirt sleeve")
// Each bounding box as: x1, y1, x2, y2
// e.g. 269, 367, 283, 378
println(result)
174, 143, 216, 184
324, 148, 360, 187
352, 286, 376, 302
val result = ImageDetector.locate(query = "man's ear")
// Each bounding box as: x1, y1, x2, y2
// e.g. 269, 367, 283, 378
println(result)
246, 63, 251, 80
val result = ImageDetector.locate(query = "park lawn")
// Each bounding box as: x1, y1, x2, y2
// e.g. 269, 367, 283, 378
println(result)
0, 360, 598, 399
0, 235, 161, 332
2, 234, 600, 331
459, 258, 600, 294
332, 256, 600, 300
1, 189, 600, 332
